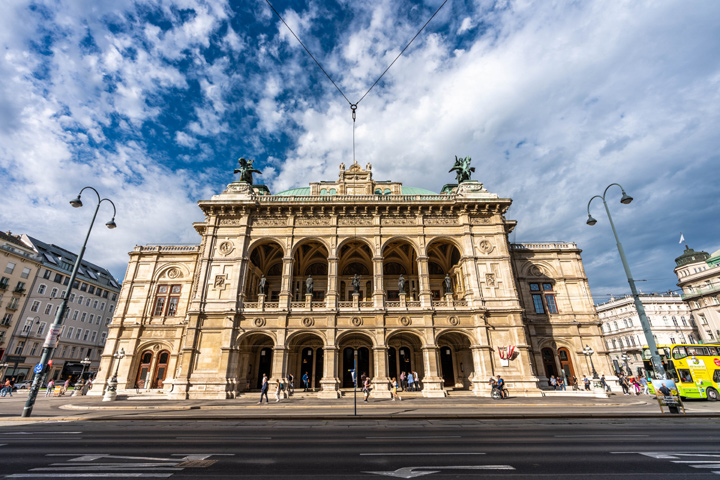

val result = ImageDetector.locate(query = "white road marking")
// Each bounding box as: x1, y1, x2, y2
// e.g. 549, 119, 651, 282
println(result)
8, 475, 173, 478
2, 431, 82, 435
364, 465, 515, 478
174, 436, 271, 440
366, 436, 462, 439
360, 453, 485, 456
555, 435, 648, 438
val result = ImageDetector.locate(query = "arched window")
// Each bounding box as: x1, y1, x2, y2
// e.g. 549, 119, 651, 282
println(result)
152, 350, 170, 388
383, 188, 391, 195
320, 188, 327, 195
135, 350, 153, 389
329, 188, 336, 195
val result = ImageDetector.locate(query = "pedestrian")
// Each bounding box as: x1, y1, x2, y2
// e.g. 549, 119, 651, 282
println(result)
45, 379, 55, 397
362, 376, 371, 402
274, 379, 283, 402
571, 375, 578, 391
583, 375, 591, 391
558, 377, 566, 391
360, 371, 367, 386
390, 377, 402, 401
407, 371, 414, 392
258, 374, 269, 404
600, 374, 611, 393
400, 371, 406, 392
550, 375, 557, 390
619, 374, 630, 395
288, 373, 294, 396
62, 378, 70, 396
639, 376, 649, 395
412, 370, 420, 391
302, 371, 309, 392
1, 378, 11, 397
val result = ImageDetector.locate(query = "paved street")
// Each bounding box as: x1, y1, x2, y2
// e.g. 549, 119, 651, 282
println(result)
2, 418, 720, 478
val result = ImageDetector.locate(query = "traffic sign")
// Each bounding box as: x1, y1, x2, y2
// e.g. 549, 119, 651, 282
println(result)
34, 363, 43, 374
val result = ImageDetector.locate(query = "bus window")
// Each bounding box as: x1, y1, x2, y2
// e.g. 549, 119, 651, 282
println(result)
714, 370, 720, 384
677, 369, 693, 384
673, 346, 688, 359
642, 349, 652, 360
687, 346, 704, 356
706, 347, 719, 356
662, 348, 672, 359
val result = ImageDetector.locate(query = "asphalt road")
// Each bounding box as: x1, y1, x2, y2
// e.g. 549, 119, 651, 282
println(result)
2, 419, 720, 479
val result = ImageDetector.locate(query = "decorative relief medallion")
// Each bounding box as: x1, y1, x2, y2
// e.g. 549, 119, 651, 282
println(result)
470, 216, 491, 225
254, 318, 266, 327
485, 273, 496, 287
529, 265, 543, 277
214, 275, 226, 288
449, 316, 460, 326
425, 216, 457, 226
296, 217, 332, 226
153, 344, 161, 351
167, 267, 181, 279
254, 217, 286, 227
477, 240, 494, 255
400, 316, 411, 326
351, 317, 363, 326
219, 218, 242, 226
339, 216, 372, 226
218, 241, 234, 256
302, 317, 314, 327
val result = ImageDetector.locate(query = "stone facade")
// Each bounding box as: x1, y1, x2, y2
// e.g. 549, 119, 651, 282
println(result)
675, 246, 720, 342
92, 163, 607, 399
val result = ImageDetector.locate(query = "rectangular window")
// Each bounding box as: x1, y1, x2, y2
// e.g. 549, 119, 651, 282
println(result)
0, 276, 8, 288
30, 301, 40, 312
81, 312, 87, 322
83, 330, 89, 341
54, 273, 63, 284
545, 294, 558, 314
21, 267, 31, 279
61, 345, 67, 357
15, 341, 25, 355
5, 262, 16, 274
532, 294, 545, 314
44, 303, 52, 315
88, 285, 95, 294
93, 300, 98, 309
167, 297, 179, 316
101, 332, 107, 344
701, 314, 708, 325
80, 283, 87, 292
75, 328, 82, 340
43, 269, 51, 279
1, 313, 12, 325
91, 331, 97, 342
85, 298, 91, 306
69, 293, 75, 302
72, 310, 78, 320
154, 296, 166, 316
67, 326, 74, 338
89, 314, 94, 324
37, 322, 46, 335
71, 346, 76, 358
30, 342, 38, 356
77, 295, 83, 304
50, 288, 57, 298
100, 302, 106, 311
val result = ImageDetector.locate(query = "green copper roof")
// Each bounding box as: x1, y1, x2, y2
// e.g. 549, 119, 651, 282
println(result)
675, 247, 710, 267
275, 186, 436, 196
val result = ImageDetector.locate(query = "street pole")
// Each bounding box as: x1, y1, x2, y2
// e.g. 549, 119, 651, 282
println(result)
354, 349, 358, 416
21, 187, 116, 417
587, 184, 666, 380
584, 346, 599, 379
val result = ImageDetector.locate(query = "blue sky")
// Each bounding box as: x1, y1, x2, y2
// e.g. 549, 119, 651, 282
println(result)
1, 0, 719, 302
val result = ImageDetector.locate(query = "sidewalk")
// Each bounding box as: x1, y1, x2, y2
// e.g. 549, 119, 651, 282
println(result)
2, 390, 719, 422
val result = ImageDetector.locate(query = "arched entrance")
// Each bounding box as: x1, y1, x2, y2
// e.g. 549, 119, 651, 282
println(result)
558, 347, 576, 386
246, 241, 284, 302
287, 332, 325, 391
293, 241, 329, 302
338, 332, 374, 388
436, 331, 475, 389
135, 350, 153, 389
236, 332, 275, 391
151, 350, 170, 388
386, 331, 423, 388
541, 347, 558, 382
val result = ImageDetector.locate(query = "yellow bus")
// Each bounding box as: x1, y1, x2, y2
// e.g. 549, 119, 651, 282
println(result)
643, 344, 720, 401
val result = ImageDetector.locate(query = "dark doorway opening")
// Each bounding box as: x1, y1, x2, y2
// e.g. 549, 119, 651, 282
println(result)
440, 347, 455, 387
256, 347, 273, 389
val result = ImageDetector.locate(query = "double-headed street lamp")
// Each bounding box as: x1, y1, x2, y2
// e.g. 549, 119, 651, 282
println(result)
103, 348, 125, 402
586, 184, 666, 380
21, 187, 116, 417
621, 352, 631, 375
583, 345, 599, 379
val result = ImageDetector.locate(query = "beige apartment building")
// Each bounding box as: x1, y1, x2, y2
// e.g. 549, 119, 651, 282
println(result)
596, 294, 698, 376
675, 246, 720, 343
92, 162, 609, 399
0, 231, 43, 373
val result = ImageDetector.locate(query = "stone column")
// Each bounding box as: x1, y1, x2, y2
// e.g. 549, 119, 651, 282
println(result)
417, 256, 432, 307
270, 346, 287, 391
278, 257, 293, 308
319, 346, 341, 398
238, 348, 251, 393
372, 255, 384, 309
326, 256, 338, 308
421, 346, 447, 397
470, 346, 490, 395
371, 346, 391, 398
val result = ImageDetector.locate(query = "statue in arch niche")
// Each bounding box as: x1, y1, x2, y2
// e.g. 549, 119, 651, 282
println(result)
398, 274, 405, 294
234, 157, 262, 184
306, 275, 314, 295
352, 274, 361, 294
449, 155, 475, 184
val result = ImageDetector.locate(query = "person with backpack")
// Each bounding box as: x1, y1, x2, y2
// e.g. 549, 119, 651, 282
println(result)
583, 375, 591, 391
302, 372, 309, 392
258, 374, 269, 404
362, 376, 371, 402
274, 378, 283, 402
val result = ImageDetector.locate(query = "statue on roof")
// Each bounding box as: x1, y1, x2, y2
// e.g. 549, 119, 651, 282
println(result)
234, 157, 262, 185
449, 156, 475, 184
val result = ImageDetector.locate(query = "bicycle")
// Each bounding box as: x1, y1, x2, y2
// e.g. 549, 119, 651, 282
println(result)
491, 385, 509, 399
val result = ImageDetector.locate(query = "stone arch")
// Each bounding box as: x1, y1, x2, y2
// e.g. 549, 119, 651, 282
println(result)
152, 263, 191, 282
436, 330, 476, 389
386, 329, 425, 383
424, 236, 465, 257
336, 330, 375, 388
519, 260, 559, 279
236, 331, 276, 391
290, 237, 331, 258
338, 239, 374, 301
382, 238, 419, 301
285, 329, 327, 346
426, 238, 465, 299
381, 236, 420, 257
335, 329, 376, 347
434, 328, 477, 346
131, 341, 175, 390
246, 240, 285, 301
286, 331, 326, 390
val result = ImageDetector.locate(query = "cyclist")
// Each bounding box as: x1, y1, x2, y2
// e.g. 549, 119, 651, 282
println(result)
496, 375, 507, 398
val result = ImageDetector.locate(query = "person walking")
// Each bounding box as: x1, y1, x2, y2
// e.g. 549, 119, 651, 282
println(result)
583, 375, 591, 391
362, 376, 371, 402
1, 378, 11, 397
640, 375, 649, 395
274, 379, 283, 402
258, 374, 269, 404
390, 377, 401, 401
600, 374, 611, 393
287, 373, 294, 396
619, 374, 630, 395
400, 372, 406, 392
407, 371, 414, 392
62, 378, 70, 396
302, 372, 309, 392
412, 370, 420, 391
45, 379, 55, 397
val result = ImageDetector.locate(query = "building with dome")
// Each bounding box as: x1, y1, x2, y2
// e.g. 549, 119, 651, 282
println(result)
675, 246, 720, 342
91, 162, 609, 399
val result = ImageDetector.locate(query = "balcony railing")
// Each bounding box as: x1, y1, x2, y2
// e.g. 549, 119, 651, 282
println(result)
13, 287, 25, 294
256, 194, 456, 204
0, 244, 43, 263
0, 282, 8, 290
682, 283, 720, 300
511, 242, 578, 251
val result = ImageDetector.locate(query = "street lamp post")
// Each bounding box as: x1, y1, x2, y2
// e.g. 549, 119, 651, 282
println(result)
586, 184, 666, 380
103, 348, 126, 402
621, 353, 631, 375
583, 345, 599, 379
73, 357, 92, 397
21, 187, 116, 417
353, 349, 358, 416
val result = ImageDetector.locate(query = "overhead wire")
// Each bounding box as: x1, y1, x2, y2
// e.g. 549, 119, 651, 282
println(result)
264, 0, 449, 163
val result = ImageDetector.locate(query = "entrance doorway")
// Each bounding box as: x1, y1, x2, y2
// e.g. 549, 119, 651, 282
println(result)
542, 347, 558, 383
342, 347, 369, 388
256, 347, 273, 389
440, 347, 455, 387
151, 350, 170, 388
558, 348, 576, 385
135, 350, 153, 389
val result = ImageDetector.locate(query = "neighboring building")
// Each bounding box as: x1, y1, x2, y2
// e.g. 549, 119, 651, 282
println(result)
92, 162, 609, 399
0, 231, 43, 370
2, 235, 121, 382
675, 246, 720, 343
596, 294, 698, 376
